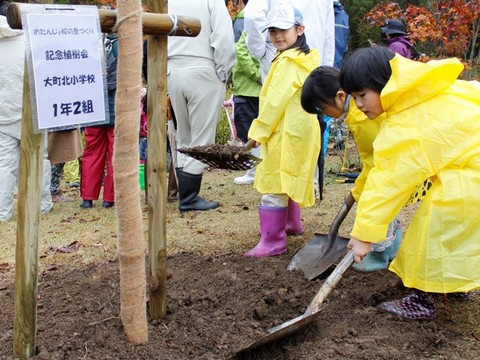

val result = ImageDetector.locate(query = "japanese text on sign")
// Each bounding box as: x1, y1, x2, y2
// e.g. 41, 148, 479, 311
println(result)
25, 6, 107, 131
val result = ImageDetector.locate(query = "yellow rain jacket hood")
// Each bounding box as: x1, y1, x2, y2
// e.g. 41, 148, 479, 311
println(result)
249, 48, 320, 207
351, 54, 480, 293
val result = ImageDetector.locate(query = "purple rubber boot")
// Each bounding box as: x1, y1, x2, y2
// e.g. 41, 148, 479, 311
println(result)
380, 290, 437, 320
243, 205, 288, 258
285, 199, 304, 235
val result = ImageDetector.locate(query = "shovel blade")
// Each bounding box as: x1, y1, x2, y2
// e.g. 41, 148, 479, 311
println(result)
287, 233, 349, 280
234, 311, 321, 355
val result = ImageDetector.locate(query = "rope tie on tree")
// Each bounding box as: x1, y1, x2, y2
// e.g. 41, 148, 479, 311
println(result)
167, 14, 178, 36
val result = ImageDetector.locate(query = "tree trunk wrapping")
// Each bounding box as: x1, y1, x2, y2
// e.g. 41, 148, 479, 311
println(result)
114, 0, 148, 345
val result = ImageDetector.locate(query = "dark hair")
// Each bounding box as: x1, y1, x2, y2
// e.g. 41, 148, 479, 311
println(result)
292, 32, 309, 55
301, 66, 340, 114
339, 46, 395, 94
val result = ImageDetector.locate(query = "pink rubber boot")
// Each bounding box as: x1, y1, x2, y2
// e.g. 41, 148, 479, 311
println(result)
285, 199, 304, 235
243, 205, 288, 258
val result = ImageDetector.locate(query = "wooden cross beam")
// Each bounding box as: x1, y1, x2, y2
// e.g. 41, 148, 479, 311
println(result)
7, 3, 201, 36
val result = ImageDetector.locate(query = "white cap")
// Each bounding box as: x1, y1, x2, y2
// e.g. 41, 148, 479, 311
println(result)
262, 3, 304, 32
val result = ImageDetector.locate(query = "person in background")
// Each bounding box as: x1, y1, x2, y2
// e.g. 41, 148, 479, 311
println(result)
139, 86, 148, 165
230, 0, 262, 187
333, 0, 349, 69
232, 29, 261, 145
244, 4, 320, 258
50, 163, 72, 203
380, 19, 412, 59
167, 0, 235, 212
0, 4, 52, 220
232, 0, 246, 42
339, 46, 480, 319
80, 122, 115, 209
79, 35, 117, 209
320, 0, 350, 164
64, 159, 80, 188
48, 129, 83, 203
241, 0, 335, 199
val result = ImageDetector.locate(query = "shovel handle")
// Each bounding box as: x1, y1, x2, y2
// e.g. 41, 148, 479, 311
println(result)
328, 192, 355, 238
305, 250, 354, 314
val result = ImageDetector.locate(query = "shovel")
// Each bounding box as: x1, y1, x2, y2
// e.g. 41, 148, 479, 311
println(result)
287, 193, 355, 280
234, 250, 354, 355
177, 140, 261, 171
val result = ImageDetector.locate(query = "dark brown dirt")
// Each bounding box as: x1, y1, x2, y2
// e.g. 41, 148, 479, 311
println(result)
1, 251, 479, 360
177, 144, 260, 171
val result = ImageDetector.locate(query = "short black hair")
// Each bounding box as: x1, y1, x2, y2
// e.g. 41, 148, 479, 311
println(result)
339, 46, 395, 94
301, 66, 340, 114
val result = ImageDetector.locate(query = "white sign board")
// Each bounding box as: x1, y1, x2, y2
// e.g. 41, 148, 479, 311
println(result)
24, 6, 108, 132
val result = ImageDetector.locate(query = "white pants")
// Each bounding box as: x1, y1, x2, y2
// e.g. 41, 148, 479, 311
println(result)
0, 131, 52, 221
261, 194, 289, 208
167, 62, 226, 175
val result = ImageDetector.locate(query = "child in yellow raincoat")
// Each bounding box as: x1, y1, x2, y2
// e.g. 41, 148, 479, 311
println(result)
243, 3, 320, 258
339, 46, 480, 319
301, 66, 404, 272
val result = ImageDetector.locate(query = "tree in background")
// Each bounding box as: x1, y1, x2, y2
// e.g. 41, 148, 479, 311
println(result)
341, 0, 479, 79
364, 1, 479, 63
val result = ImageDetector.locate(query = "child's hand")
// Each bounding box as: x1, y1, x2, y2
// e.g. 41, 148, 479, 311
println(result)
347, 237, 372, 263
247, 139, 260, 148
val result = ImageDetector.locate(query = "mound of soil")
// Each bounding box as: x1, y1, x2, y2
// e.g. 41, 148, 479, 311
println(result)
1, 252, 478, 359
176, 144, 260, 171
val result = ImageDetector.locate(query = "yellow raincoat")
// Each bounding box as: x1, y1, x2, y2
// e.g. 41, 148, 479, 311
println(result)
248, 48, 320, 207
347, 99, 431, 205
351, 55, 480, 293
343, 98, 381, 202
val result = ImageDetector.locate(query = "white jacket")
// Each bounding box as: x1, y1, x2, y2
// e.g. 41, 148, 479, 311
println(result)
0, 16, 25, 137
167, 0, 235, 82
244, 0, 335, 79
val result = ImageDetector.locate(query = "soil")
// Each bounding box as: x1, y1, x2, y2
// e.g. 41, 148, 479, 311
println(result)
177, 144, 260, 171
1, 252, 479, 359
1, 145, 479, 359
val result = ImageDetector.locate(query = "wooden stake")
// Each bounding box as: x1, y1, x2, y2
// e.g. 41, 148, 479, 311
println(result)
14, 60, 43, 359
146, 0, 168, 320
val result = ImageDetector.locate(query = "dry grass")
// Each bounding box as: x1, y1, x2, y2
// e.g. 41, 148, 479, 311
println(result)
0, 159, 362, 271
0, 143, 420, 275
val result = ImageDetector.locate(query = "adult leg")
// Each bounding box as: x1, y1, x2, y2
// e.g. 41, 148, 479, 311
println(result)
64, 159, 80, 187
81, 127, 108, 207
169, 66, 224, 211
41, 138, 53, 213
0, 132, 19, 221
233, 96, 259, 185
102, 126, 115, 206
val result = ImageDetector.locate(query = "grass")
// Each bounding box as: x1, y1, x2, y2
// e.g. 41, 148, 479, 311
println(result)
0, 156, 359, 273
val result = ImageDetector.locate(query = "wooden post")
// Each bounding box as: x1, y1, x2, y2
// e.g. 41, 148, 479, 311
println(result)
145, 0, 168, 320
13, 62, 44, 360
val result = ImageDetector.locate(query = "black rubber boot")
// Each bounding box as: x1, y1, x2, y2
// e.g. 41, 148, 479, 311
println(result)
176, 169, 219, 212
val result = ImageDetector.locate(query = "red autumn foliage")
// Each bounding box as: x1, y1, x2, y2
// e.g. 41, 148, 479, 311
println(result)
365, 1, 480, 61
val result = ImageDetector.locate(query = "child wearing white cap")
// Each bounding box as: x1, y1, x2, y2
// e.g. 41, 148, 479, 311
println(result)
243, 3, 321, 258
